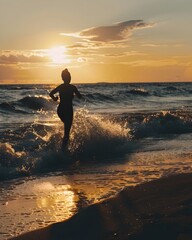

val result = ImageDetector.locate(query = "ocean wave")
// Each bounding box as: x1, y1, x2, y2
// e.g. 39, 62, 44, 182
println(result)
0, 110, 134, 180
0, 102, 15, 111
84, 88, 150, 104
163, 86, 179, 91
161, 86, 192, 95
67, 109, 131, 156
128, 88, 149, 96
18, 95, 55, 110
116, 88, 150, 97
133, 111, 192, 138
0, 85, 39, 90
1, 108, 192, 180
84, 88, 154, 103
85, 93, 114, 102
0, 143, 28, 180
0, 102, 30, 114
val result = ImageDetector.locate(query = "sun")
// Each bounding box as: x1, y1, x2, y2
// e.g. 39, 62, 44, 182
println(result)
47, 46, 69, 64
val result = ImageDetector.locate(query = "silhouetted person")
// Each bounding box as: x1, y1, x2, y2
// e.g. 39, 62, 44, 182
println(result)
49, 69, 82, 149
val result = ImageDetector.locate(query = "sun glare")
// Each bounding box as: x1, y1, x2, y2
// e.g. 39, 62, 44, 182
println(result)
47, 46, 69, 64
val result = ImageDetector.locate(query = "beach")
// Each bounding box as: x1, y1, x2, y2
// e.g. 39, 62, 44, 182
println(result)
9, 172, 192, 240
1, 0, 192, 238
0, 82, 192, 239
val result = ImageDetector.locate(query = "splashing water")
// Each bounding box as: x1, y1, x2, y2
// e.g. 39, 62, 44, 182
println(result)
68, 109, 130, 156
0, 108, 132, 179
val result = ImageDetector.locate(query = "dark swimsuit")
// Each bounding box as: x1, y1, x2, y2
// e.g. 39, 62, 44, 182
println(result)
57, 84, 76, 141
57, 104, 73, 124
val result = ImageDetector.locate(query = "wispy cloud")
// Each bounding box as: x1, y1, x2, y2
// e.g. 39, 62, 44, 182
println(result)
118, 58, 189, 67
0, 54, 50, 64
104, 51, 147, 57
61, 20, 153, 43
0, 50, 52, 65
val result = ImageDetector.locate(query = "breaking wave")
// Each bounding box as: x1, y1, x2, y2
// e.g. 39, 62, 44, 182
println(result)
18, 95, 55, 110
128, 88, 149, 96
0, 109, 133, 180
1, 108, 191, 180
134, 111, 192, 138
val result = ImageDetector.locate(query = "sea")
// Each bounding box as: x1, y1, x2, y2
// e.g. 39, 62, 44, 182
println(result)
0, 82, 192, 239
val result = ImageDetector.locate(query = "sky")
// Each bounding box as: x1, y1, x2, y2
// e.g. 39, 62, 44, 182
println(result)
0, 0, 192, 84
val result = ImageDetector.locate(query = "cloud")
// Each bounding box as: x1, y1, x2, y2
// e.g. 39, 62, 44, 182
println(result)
77, 57, 87, 63
104, 51, 147, 57
0, 54, 50, 64
62, 20, 153, 43
118, 59, 186, 67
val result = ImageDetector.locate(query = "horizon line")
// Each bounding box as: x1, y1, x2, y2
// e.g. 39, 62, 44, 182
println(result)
0, 80, 192, 85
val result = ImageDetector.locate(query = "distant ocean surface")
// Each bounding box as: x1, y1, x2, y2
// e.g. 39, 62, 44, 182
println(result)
0, 82, 192, 239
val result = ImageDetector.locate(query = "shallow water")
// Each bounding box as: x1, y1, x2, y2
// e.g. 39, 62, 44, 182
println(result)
1, 133, 192, 239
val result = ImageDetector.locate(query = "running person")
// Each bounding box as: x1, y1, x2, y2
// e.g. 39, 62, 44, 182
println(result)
49, 69, 82, 149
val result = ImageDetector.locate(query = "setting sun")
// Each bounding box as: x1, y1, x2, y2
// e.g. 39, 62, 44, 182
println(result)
47, 46, 70, 64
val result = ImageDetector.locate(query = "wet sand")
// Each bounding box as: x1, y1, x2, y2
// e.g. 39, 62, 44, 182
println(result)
10, 172, 192, 240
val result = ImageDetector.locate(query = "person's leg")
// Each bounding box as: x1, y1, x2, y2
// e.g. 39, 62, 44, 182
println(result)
62, 113, 73, 149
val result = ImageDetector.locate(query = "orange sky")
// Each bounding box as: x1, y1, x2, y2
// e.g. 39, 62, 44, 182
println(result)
0, 0, 192, 84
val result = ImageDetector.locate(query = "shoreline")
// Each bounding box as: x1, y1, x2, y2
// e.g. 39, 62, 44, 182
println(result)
10, 172, 192, 240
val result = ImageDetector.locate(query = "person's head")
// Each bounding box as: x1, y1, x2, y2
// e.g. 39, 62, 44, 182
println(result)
61, 69, 71, 84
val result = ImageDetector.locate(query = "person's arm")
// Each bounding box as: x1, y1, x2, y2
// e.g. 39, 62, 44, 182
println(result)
74, 86, 82, 99
49, 85, 61, 101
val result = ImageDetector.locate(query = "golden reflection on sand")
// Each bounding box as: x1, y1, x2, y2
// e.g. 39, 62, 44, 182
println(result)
35, 182, 78, 221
